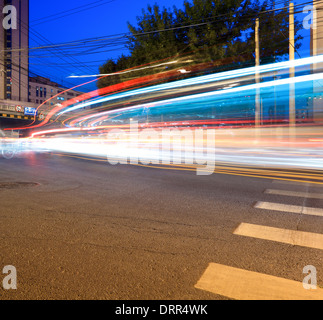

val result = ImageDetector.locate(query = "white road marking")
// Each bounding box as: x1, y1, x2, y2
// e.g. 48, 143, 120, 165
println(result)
234, 223, 323, 250
195, 263, 323, 300
254, 201, 323, 217
265, 189, 323, 200
272, 180, 323, 187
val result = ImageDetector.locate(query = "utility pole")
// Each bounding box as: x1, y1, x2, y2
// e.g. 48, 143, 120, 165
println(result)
273, 0, 277, 123
311, 0, 318, 122
311, 5, 317, 58
289, 2, 296, 132
255, 18, 261, 128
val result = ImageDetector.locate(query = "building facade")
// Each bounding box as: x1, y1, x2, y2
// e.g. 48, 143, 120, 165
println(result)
0, 0, 29, 103
0, 75, 84, 122
28, 76, 83, 111
0, 1, 85, 121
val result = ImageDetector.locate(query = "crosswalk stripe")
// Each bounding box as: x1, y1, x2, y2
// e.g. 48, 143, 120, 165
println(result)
254, 201, 323, 217
195, 263, 323, 300
234, 223, 323, 250
265, 189, 323, 200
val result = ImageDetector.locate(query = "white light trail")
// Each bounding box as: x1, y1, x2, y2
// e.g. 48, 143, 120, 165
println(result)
59, 55, 323, 116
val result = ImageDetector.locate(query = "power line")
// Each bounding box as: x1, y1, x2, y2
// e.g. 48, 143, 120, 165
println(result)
1, 0, 318, 95
30, 0, 117, 26
4, 0, 318, 56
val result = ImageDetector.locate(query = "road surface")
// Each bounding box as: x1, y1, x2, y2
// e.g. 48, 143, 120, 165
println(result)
0, 153, 322, 300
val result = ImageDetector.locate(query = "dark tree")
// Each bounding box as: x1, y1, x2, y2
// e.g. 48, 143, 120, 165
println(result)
97, 0, 303, 89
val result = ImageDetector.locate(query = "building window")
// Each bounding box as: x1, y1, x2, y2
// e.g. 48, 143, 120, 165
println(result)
36, 87, 39, 97
5, 29, 12, 49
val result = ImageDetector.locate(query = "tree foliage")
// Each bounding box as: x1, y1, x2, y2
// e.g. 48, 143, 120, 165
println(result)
97, 0, 303, 89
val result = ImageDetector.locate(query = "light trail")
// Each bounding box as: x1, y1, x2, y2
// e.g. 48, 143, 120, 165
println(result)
22, 123, 323, 177
65, 71, 323, 127
59, 55, 323, 117
1, 55, 322, 181
6, 55, 323, 131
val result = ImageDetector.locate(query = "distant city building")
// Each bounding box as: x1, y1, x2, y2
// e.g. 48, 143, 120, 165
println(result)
0, 75, 85, 121
28, 76, 83, 110
0, 0, 29, 103
0, 0, 85, 121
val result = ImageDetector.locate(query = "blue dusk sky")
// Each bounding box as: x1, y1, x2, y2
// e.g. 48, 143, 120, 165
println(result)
29, 0, 185, 91
28, 0, 312, 92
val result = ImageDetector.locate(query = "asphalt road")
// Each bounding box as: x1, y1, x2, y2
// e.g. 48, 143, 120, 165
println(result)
0, 153, 322, 300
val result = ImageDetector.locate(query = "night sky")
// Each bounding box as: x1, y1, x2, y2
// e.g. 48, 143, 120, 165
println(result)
29, 0, 312, 92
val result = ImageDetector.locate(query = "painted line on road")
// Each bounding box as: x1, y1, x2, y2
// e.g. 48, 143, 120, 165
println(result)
195, 262, 323, 300
272, 180, 323, 187
234, 223, 323, 250
265, 189, 323, 200
254, 201, 323, 217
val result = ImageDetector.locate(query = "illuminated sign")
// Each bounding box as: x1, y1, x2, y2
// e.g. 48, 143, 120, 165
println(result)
24, 107, 37, 116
